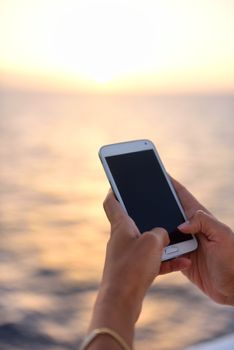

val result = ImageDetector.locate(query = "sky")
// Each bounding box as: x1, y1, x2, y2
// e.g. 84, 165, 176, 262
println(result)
1, 0, 234, 93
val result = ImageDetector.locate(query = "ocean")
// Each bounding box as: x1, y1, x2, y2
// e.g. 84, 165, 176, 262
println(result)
0, 89, 234, 349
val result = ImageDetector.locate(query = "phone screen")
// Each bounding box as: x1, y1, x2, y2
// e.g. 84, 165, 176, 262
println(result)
106, 149, 191, 245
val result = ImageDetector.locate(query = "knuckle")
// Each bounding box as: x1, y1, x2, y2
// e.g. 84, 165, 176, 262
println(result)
194, 210, 206, 231
194, 210, 207, 225
195, 209, 205, 218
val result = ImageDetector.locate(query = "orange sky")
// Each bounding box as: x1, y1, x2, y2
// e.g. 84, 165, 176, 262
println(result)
1, 0, 234, 93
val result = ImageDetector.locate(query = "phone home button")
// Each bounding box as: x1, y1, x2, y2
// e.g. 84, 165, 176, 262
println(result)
165, 246, 179, 255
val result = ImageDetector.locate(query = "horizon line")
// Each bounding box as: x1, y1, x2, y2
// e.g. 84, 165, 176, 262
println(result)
1, 85, 234, 97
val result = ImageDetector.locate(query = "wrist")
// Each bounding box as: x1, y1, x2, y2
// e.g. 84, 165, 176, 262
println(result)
89, 284, 142, 348
95, 283, 142, 325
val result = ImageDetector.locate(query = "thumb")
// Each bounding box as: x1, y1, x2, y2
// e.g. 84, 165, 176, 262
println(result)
148, 227, 170, 248
177, 210, 223, 242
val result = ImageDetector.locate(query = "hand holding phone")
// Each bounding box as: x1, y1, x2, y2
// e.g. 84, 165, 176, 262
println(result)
99, 139, 197, 261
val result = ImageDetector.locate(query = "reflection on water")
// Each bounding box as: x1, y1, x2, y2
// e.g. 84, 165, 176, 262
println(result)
0, 90, 234, 349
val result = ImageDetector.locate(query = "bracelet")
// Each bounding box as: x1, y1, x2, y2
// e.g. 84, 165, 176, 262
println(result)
79, 327, 131, 350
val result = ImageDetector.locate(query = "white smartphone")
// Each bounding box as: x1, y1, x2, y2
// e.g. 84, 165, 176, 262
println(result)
99, 139, 197, 261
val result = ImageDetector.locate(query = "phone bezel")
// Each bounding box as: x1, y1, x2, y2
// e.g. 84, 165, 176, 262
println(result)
99, 139, 198, 261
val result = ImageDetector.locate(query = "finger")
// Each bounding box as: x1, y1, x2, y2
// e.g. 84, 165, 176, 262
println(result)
138, 228, 169, 261
103, 191, 126, 224
169, 176, 211, 218
177, 210, 224, 241
170, 176, 186, 192
147, 227, 170, 248
159, 257, 191, 275
171, 176, 204, 210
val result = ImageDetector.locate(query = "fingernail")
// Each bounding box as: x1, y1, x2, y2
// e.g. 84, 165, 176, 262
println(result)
178, 221, 190, 230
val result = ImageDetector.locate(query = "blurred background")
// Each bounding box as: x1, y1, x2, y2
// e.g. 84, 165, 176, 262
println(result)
0, 1, 234, 349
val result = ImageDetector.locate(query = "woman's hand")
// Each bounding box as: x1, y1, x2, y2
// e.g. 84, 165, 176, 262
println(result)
101, 190, 169, 319
173, 178, 234, 305
88, 191, 169, 349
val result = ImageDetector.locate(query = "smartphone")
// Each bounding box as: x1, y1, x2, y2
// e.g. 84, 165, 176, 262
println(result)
99, 139, 197, 261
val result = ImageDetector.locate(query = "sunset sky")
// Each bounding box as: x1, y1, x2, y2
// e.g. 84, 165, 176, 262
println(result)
1, 0, 234, 93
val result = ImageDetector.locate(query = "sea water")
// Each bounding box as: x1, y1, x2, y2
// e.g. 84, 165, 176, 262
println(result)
0, 90, 234, 350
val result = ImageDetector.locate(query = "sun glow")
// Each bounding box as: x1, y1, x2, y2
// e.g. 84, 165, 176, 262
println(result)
0, 0, 234, 92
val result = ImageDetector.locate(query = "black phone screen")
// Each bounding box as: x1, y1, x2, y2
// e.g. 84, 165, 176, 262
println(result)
106, 149, 191, 245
